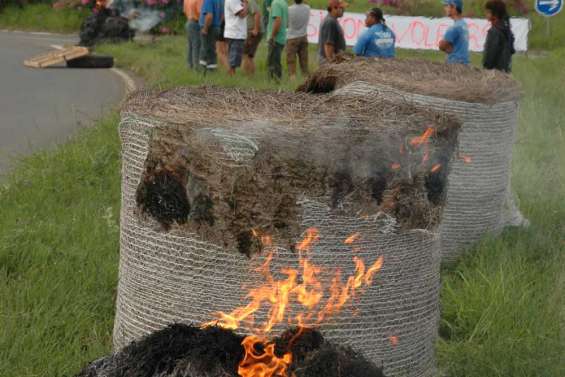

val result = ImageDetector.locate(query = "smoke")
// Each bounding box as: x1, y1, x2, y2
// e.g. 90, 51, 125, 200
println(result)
126, 8, 163, 32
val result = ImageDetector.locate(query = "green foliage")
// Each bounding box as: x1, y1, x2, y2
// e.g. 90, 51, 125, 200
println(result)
437, 48, 565, 377
96, 38, 303, 90
0, 115, 121, 376
0, 4, 88, 33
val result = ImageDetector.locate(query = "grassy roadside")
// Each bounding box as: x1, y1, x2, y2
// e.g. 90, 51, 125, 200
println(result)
1, 19, 565, 377
0, 4, 87, 33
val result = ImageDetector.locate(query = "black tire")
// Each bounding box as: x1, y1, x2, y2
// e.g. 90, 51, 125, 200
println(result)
66, 55, 114, 69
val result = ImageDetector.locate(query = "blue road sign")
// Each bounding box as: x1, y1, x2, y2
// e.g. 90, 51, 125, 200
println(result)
536, 0, 563, 16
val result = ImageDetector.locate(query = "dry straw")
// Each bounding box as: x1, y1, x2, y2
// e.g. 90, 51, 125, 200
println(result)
114, 86, 460, 377
299, 57, 526, 264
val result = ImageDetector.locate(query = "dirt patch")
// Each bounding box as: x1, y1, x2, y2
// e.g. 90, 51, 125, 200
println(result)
128, 87, 460, 256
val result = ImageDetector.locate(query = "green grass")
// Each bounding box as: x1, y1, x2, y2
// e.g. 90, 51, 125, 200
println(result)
1, 23, 565, 377
0, 4, 88, 33
0, 115, 121, 376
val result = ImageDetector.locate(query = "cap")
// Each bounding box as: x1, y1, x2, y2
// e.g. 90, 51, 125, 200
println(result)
328, 0, 349, 9
442, 0, 463, 10
368, 7, 384, 21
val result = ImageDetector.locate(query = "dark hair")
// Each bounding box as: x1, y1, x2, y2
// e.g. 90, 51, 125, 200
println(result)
369, 7, 385, 22
485, 0, 510, 21
295, 0, 303, 4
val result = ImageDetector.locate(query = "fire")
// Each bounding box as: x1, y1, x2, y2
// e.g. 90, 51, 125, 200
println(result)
344, 232, 361, 244
238, 336, 292, 377
459, 154, 472, 164
364, 255, 384, 286
205, 229, 384, 333
296, 228, 320, 252
431, 164, 442, 173
409, 127, 434, 147
421, 144, 430, 164
204, 230, 385, 377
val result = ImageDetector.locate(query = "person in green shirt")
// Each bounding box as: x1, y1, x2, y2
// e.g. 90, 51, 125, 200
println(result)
266, 0, 288, 80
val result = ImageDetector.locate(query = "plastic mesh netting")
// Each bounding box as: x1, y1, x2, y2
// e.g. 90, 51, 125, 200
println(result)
114, 87, 460, 377
299, 58, 526, 264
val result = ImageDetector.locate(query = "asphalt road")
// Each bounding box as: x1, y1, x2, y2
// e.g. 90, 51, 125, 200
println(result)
0, 31, 124, 178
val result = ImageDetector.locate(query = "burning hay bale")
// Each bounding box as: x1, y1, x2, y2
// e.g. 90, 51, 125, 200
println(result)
298, 57, 525, 264
76, 324, 386, 377
115, 86, 460, 377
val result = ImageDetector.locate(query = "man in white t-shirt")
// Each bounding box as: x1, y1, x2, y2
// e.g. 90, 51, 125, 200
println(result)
224, 0, 248, 75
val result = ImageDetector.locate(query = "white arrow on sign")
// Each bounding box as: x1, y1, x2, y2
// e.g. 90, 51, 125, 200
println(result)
539, 0, 560, 11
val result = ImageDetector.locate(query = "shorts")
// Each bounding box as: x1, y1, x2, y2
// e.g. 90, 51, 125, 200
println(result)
226, 38, 245, 68
243, 32, 263, 58
218, 21, 226, 42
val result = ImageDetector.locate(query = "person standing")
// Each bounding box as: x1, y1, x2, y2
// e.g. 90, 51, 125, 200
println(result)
199, 0, 224, 71
262, 0, 272, 31
286, 0, 310, 80
242, 0, 263, 75
318, 0, 347, 64
224, 0, 248, 75
438, 0, 469, 65
483, 0, 515, 72
184, 0, 203, 69
266, 0, 288, 80
353, 7, 395, 58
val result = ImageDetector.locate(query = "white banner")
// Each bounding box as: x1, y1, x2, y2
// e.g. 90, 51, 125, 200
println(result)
307, 10, 529, 52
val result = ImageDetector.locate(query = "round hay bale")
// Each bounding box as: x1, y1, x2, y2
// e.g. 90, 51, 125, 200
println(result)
298, 58, 526, 264
114, 87, 460, 377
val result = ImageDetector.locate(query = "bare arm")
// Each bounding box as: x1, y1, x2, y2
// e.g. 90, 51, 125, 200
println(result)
271, 16, 281, 40
438, 39, 453, 53
201, 13, 213, 34
236, 1, 248, 18
324, 43, 336, 61
253, 11, 261, 35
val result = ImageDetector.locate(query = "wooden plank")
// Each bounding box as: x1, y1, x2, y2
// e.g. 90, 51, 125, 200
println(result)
23, 46, 90, 68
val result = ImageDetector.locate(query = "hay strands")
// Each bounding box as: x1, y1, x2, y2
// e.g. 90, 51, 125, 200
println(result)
23, 46, 89, 68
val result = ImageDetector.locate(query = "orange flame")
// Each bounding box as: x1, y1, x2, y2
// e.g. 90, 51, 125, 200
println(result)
296, 228, 319, 252
459, 154, 472, 164
431, 164, 442, 173
409, 127, 434, 147
364, 255, 384, 286
205, 230, 384, 335
238, 336, 292, 377
421, 144, 430, 164
344, 232, 361, 244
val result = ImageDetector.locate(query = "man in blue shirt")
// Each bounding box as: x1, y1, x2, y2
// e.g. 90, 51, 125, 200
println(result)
439, 0, 469, 65
353, 7, 395, 58
199, 0, 224, 70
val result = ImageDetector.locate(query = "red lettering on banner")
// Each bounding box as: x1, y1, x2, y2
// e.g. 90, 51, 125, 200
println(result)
396, 21, 412, 44
341, 16, 358, 40
481, 22, 490, 40
467, 21, 481, 50
308, 10, 325, 40
435, 23, 449, 46
410, 20, 427, 47
306, 9, 527, 51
